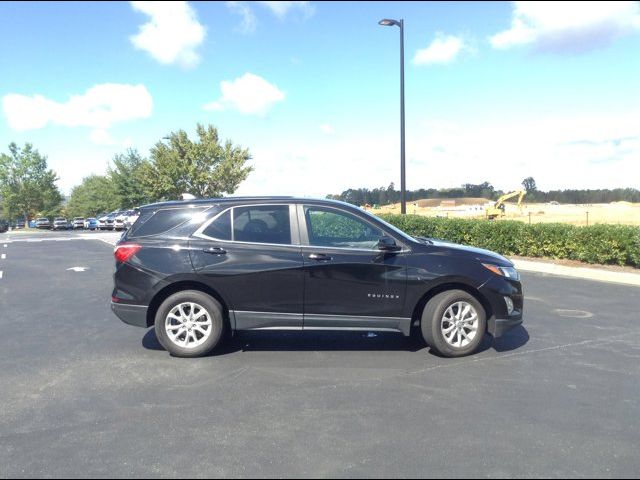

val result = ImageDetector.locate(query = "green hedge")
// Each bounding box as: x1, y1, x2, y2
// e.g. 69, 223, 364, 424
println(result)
379, 214, 640, 268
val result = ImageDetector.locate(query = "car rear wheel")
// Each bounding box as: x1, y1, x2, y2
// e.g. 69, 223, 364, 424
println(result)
154, 290, 225, 358
421, 289, 486, 357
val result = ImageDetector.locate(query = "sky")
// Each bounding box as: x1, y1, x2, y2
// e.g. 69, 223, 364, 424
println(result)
1, 1, 639, 197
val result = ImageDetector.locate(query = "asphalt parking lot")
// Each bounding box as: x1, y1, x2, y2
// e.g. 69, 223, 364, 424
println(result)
0, 230, 639, 478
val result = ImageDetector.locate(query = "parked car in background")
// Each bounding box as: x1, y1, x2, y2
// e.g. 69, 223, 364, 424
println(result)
15, 219, 26, 229
84, 218, 99, 230
0, 220, 7, 233
99, 212, 119, 230
114, 209, 140, 230
35, 218, 50, 229
114, 211, 127, 231
112, 197, 524, 358
72, 217, 85, 229
52, 217, 69, 230
96, 214, 106, 230
124, 209, 140, 229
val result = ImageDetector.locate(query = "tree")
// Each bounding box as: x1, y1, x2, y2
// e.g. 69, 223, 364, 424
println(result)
0, 143, 63, 221
66, 175, 119, 218
522, 177, 537, 193
108, 149, 152, 208
463, 181, 495, 199
145, 124, 253, 200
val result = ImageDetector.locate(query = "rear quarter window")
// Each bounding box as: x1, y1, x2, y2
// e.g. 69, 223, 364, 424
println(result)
128, 207, 209, 238
201, 210, 232, 240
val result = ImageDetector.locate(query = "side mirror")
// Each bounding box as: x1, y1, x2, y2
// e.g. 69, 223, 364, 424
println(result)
377, 236, 401, 252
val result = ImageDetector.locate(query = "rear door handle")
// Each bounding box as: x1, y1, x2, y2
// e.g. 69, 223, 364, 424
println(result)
203, 247, 227, 255
309, 253, 332, 261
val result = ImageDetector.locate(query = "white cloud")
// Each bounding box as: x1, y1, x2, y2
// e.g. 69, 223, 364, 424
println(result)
234, 135, 398, 197
258, 1, 315, 19
320, 124, 334, 135
2, 84, 153, 143
490, 1, 640, 53
413, 33, 467, 65
89, 129, 116, 146
225, 1, 314, 34
406, 113, 640, 192
203, 73, 285, 116
226, 1, 257, 34
234, 111, 640, 197
130, 1, 206, 68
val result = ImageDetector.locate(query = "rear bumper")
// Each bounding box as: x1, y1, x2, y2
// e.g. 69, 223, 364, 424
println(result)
111, 302, 148, 328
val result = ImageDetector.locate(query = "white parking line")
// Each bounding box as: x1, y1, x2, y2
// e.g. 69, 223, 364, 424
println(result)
4, 234, 120, 247
1, 253, 5, 259
0, 271, 3, 279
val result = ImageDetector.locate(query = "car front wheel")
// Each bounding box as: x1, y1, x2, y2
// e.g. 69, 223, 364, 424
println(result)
154, 290, 225, 358
421, 289, 486, 357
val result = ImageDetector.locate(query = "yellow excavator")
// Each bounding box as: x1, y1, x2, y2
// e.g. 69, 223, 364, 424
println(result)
485, 190, 526, 220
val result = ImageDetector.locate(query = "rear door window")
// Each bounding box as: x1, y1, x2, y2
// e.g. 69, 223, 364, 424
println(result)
233, 205, 291, 245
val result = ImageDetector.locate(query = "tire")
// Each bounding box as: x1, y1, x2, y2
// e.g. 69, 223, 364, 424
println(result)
421, 289, 486, 358
154, 290, 225, 358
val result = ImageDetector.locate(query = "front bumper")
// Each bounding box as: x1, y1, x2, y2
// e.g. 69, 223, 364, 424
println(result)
111, 302, 148, 328
488, 313, 523, 338
479, 275, 524, 338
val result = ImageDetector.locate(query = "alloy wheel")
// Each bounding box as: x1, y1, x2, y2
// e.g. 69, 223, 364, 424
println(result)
165, 302, 213, 349
440, 301, 479, 348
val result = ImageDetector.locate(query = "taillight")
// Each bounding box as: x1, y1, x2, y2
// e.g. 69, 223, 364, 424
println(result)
114, 243, 141, 263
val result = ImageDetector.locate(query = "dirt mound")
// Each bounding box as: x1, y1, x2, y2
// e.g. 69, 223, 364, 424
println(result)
415, 197, 490, 208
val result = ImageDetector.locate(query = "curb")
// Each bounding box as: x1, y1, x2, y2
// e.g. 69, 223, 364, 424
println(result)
511, 259, 640, 287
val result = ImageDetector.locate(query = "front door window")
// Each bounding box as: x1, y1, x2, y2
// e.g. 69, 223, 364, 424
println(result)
305, 206, 382, 249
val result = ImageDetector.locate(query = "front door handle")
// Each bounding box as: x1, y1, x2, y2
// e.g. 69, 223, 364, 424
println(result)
309, 253, 332, 261
203, 247, 227, 255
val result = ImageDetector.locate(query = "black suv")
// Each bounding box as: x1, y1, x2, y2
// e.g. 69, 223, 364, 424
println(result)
112, 197, 523, 358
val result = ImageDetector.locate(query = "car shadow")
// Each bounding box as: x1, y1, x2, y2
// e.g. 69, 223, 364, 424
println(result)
142, 325, 530, 356
485, 325, 530, 353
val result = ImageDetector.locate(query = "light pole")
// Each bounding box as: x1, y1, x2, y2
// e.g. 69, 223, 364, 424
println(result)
379, 18, 406, 214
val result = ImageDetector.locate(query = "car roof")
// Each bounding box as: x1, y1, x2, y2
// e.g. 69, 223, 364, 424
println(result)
139, 196, 357, 211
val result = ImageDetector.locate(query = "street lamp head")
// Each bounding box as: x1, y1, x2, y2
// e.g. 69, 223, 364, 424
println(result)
379, 18, 400, 27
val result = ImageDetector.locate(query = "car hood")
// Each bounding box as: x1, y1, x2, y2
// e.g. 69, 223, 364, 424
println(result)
426, 238, 513, 267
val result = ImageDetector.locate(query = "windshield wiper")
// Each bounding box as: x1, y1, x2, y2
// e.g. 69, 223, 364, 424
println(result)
414, 236, 434, 245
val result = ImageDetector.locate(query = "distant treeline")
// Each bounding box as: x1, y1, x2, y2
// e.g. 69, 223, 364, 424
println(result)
327, 181, 640, 206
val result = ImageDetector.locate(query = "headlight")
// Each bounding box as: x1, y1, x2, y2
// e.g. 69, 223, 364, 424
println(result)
482, 263, 520, 280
